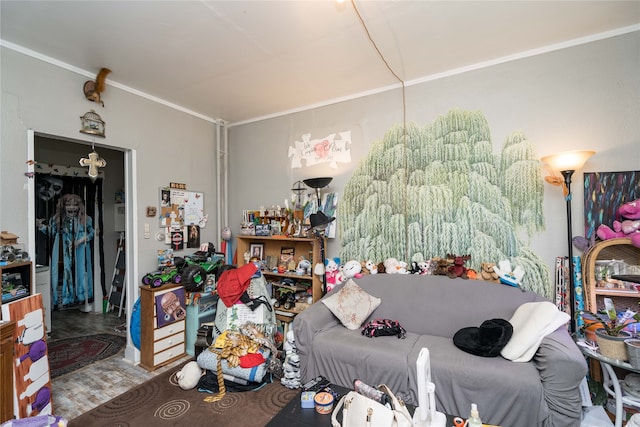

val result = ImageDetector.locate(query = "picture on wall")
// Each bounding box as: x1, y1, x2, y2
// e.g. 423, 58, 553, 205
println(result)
583, 170, 640, 239
155, 287, 186, 328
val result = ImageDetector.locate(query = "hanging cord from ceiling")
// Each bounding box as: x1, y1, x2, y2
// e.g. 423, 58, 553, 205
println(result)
349, 0, 409, 261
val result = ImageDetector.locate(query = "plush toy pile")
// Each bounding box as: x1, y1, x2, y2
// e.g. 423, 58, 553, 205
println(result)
597, 198, 640, 247
319, 254, 525, 290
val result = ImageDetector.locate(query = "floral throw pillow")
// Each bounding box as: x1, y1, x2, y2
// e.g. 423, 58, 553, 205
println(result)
322, 279, 381, 330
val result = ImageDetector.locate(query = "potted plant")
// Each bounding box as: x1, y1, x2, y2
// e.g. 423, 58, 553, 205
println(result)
581, 307, 640, 361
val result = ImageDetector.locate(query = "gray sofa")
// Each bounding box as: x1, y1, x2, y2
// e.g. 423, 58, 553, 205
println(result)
293, 274, 587, 427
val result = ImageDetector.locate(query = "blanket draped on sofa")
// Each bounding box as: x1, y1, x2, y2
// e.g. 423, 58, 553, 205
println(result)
293, 274, 587, 427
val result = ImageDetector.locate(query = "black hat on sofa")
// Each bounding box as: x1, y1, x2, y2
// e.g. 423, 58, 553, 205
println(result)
453, 318, 513, 357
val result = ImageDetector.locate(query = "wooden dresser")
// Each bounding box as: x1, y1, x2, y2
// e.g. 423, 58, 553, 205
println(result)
139, 284, 186, 371
0, 320, 16, 423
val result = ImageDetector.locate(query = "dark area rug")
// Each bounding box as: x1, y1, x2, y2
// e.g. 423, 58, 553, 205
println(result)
69, 362, 299, 426
49, 333, 126, 378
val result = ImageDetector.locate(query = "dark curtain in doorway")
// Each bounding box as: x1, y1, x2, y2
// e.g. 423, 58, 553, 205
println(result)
35, 173, 106, 307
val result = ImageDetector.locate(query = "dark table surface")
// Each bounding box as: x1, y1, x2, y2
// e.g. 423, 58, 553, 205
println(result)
266, 384, 459, 426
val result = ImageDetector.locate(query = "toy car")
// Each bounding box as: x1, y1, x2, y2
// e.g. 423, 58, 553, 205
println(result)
273, 288, 296, 310
142, 268, 182, 288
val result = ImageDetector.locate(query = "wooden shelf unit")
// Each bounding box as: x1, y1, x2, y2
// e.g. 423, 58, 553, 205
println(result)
236, 235, 325, 307
583, 237, 640, 313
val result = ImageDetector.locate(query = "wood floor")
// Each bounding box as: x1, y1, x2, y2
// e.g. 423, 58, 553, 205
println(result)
49, 308, 190, 420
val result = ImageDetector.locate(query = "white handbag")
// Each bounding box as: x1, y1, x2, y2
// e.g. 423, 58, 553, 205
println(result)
331, 384, 413, 427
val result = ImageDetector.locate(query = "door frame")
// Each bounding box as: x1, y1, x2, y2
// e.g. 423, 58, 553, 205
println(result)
27, 129, 140, 364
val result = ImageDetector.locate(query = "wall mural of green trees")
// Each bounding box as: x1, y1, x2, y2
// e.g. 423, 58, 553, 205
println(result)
337, 108, 552, 298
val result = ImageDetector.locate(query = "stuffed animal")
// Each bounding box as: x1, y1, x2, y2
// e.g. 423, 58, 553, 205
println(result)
364, 260, 378, 274
296, 257, 312, 276
433, 257, 452, 276
493, 260, 525, 288
324, 257, 342, 292
176, 360, 203, 390
596, 198, 640, 247
343, 260, 363, 279
417, 260, 434, 275
383, 258, 408, 274
480, 262, 500, 283
447, 254, 471, 279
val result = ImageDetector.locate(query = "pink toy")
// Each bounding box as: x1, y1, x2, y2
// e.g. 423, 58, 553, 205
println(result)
324, 257, 342, 292
596, 198, 640, 247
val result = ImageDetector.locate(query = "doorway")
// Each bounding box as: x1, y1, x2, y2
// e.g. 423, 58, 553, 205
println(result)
31, 133, 126, 338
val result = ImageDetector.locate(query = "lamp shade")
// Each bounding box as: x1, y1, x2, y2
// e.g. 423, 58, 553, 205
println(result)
540, 150, 595, 172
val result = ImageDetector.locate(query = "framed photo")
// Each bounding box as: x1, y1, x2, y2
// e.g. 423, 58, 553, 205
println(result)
250, 243, 264, 260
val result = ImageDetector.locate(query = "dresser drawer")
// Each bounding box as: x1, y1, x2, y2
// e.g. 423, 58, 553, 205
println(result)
154, 332, 184, 353
154, 342, 185, 366
154, 320, 185, 341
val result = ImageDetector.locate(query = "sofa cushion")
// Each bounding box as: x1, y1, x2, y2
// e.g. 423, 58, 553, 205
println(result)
322, 279, 381, 330
500, 301, 570, 362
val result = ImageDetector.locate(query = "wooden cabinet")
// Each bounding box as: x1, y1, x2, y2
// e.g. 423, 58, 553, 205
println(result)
139, 283, 186, 371
0, 320, 16, 423
583, 237, 640, 312
237, 236, 325, 321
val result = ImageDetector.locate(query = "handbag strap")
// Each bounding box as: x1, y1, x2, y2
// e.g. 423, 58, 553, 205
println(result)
378, 384, 412, 422
331, 392, 352, 427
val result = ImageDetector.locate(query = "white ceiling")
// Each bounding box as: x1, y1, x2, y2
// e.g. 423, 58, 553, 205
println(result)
1, 1, 639, 125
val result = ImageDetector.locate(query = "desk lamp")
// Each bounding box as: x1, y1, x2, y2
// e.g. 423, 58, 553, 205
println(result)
541, 150, 595, 333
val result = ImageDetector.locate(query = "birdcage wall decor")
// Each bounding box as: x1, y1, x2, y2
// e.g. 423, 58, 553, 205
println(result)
80, 110, 105, 137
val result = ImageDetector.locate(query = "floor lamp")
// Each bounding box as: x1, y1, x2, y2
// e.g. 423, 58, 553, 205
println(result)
541, 150, 595, 333
303, 177, 334, 295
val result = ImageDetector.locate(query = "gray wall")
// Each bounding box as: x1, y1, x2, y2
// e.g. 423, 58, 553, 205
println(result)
1, 31, 638, 314
1, 47, 219, 278
228, 32, 640, 283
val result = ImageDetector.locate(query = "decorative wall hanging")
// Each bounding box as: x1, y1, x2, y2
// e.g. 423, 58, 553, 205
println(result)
79, 150, 107, 180
289, 131, 352, 169
337, 108, 550, 298
79, 110, 106, 137
83, 67, 111, 107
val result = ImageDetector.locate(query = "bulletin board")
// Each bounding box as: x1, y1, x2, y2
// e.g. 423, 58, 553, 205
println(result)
159, 185, 206, 250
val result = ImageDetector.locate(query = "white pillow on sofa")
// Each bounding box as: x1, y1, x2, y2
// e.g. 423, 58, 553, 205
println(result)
500, 301, 570, 362
322, 279, 381, 330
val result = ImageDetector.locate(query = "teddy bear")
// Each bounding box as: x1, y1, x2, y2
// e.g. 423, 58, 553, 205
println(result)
433, 257, 452, 276
596, 198, 640, 247
480, 262, 500, 283
176, 360, 203, 390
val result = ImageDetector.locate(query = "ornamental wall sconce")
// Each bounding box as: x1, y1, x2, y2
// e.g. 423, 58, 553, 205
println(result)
80, 110, 106, 138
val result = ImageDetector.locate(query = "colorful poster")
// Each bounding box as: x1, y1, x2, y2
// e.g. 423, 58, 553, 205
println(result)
583, 171, 640, 239
154, 287, 186, 328
1, 294, 53, 418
